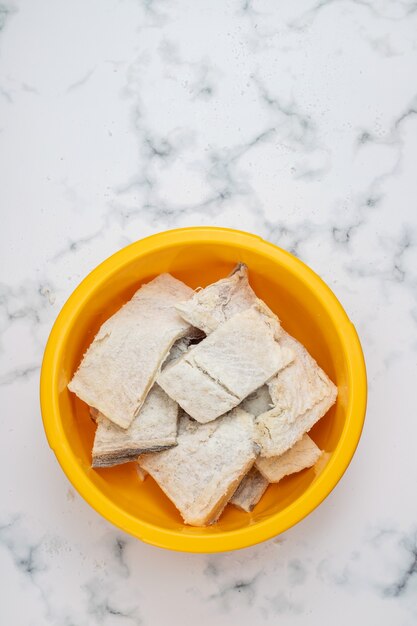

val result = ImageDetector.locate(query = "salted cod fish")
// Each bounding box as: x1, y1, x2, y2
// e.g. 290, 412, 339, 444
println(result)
228, 384, 272, 511
256, 434, 322, 482
91, 385, 178, 468
232, 384, 323, 507
174, 263, 337, 455
138, 408, 257, 526
231, 433, 322, 511
68, 274, 196, 429
255, 333, 337, 457
175, 262, 258, 334
157, 302, 293, 423
88, 334, 199, 423
89, 336, 202, 467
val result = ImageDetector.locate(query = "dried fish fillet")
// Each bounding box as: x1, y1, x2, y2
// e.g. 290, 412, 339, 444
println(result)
267, 332, 333, 417
92, 385, 178, 468
174, 264, 336, 442
256, 434, 322, 482
175, 263, 258, 334
68, 274, 195, 429
157, 358, 240, 423
139, 408, 257, 526
157, 303, 293, 423
255, 332, 337, 457
230, 467, 269, 512
256, 389, 336, 459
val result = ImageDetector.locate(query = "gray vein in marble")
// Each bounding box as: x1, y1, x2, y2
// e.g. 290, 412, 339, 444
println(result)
113, 537, 130, 579
346, 227, 416, 285
204, 560, 220, 579
158, 41, 217, 101
49, 228, 105, 262
207, 573, 260, 610
0, 517, 45, 578
204, 128, 275, 197
0, 516, 53, 621
390, 231, 413, 284
189, 63, 215, 102
265, 590, 304, 616
383, 532, 417, 598
136, 0, 171, 29
356, 96, 417, 191
0, 75, 39, 101
109, 127, 275, 228
0, 363, 40, 386
364, 194, 382, 209
0, 84, 12, 103
251, 73, 330, 180
332, 221, 364, 245
239, 0, 257, 14
1, 515, 145, 625
20, 81, 38, 95
317, 557, 352, 587
0, 280, 58, 383
0, 3, 17, 105
0, 2, 16, 31
111, 121, 192, 210
262, 219, 326, 258
0, 281, 57, 329
367, 34, 401, 58
394, 106, 417, 130
251, 74, 318, 150
83, 578, 142, 626
287, 558, 308, 586
288, 0, 417, 31
66, 68, 96, 93
58, 177, 98, 211
358, 96, 417, 150
316, 525, 417, 616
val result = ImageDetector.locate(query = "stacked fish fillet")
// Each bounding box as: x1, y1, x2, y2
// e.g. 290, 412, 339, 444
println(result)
68, 265, 337, 526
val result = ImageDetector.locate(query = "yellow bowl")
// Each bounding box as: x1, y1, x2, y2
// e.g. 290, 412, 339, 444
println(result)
40, 227, 366, 552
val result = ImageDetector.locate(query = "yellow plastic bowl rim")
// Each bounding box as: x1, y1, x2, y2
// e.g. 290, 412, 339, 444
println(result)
40, 227, 367, 553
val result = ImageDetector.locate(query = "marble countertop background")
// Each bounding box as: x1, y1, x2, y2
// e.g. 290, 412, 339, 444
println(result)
1, 0, 417, 624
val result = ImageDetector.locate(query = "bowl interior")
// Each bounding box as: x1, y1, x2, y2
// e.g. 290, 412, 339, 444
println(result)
58, 238, 349, 536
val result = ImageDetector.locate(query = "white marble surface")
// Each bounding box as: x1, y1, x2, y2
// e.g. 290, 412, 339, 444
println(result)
1, 0, 417, 623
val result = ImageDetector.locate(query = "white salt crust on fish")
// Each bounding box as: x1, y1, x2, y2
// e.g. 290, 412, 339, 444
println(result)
157, 302, 293, 423
68, 274, 196, 429
139, 408, 257, 526
175, 263, 258, 335
256, 434, 322, 482
91, 385, 178, 468
255, 332, 337, 458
